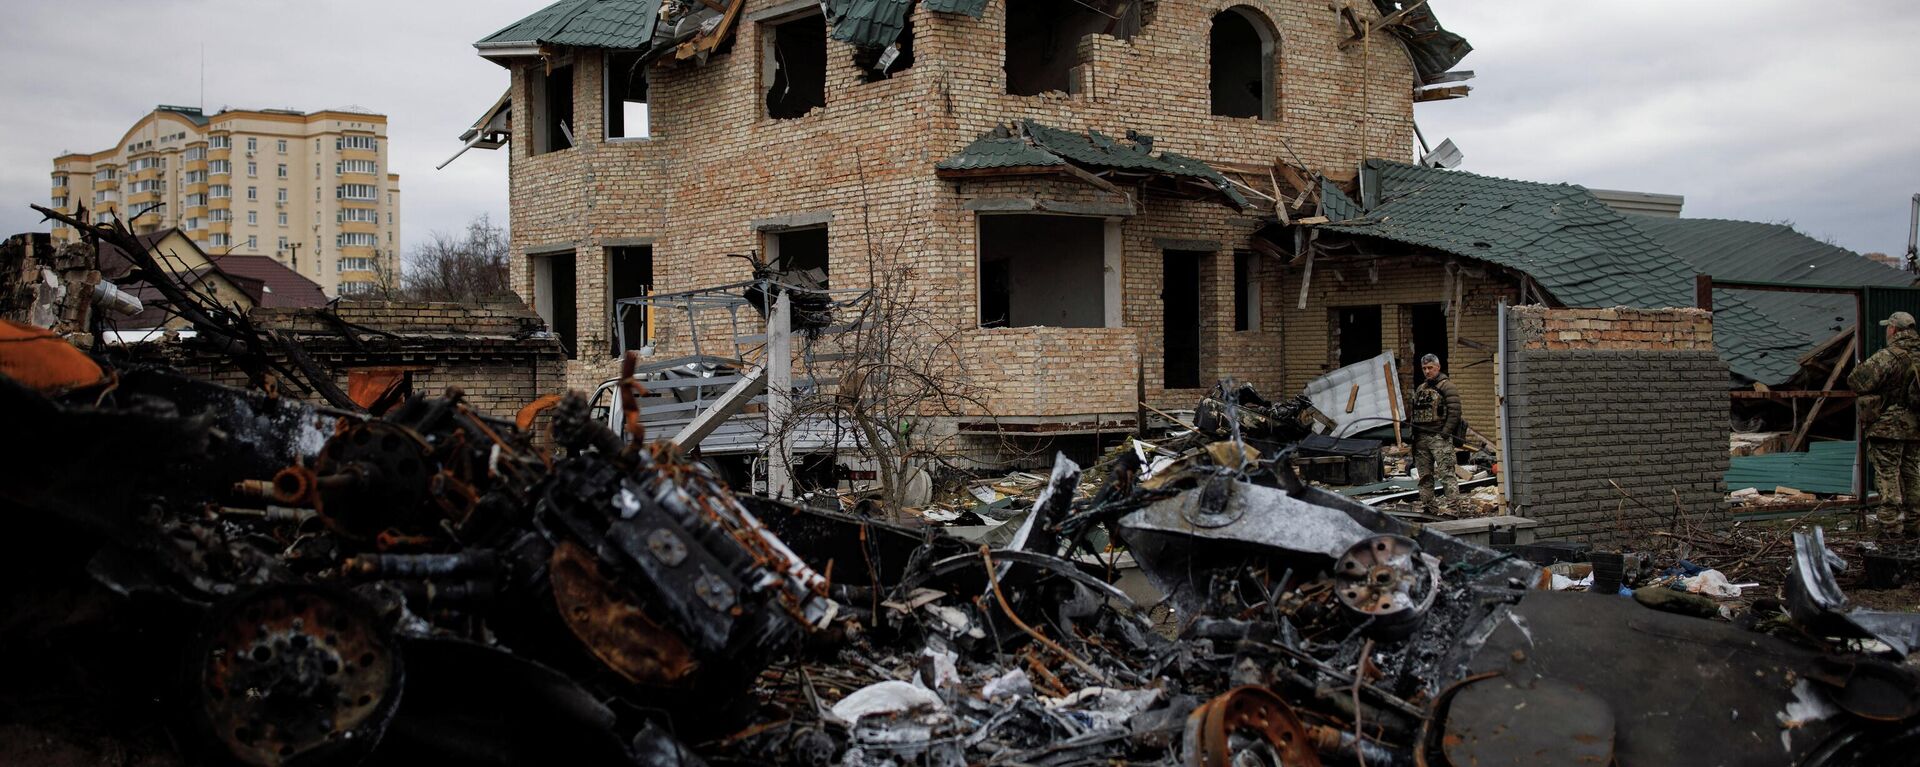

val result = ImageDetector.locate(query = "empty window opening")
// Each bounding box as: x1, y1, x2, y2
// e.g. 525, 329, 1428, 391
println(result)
609, 246, 654, 357
1233, 251, 1261, 331
1408, 303, 1447, 371
1005, 0, 1140, 96
532, 251, 578, 360
855, 20, 915, 82
1336, 306, 1382, 367
764, 13, 827, 119
1210, 7, 1277, 119
768, 227, 829, 290
1162, 250, 1204, 389
980, 215, 1106, 328
605, 51, 651, 139
529, 63, 575, 153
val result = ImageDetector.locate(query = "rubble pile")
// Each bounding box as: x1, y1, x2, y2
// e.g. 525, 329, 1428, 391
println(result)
7, 355, 1920, 767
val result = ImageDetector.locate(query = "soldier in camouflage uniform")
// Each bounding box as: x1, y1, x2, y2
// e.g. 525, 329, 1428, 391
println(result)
1849, 311, 1920, 537
1410, 353, 1463, 514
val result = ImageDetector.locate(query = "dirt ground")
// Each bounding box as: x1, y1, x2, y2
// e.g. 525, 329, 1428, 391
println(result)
1848, 583, 1920, 612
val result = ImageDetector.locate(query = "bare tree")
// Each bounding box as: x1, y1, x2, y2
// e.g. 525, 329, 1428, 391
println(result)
402, 214, 514, 302
779, 264, 991, 518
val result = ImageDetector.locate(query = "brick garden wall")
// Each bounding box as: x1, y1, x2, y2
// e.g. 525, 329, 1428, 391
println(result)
1502, 306, 1730, 543
131, 301, 567, 422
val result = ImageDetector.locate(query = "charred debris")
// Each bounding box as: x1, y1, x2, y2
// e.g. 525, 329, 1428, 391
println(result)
6, 221, 1920, 767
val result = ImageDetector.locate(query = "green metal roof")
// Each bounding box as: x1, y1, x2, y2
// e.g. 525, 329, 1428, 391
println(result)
1317, 161, 1808, 384
1633, 216, 1914, 369
1726, 439, 1856, 495
921, 0, 989, 15
477, 0, 660, 49
826, 0, 914, 47
938, 120, 1251, 209
1323, 161, 1696, 308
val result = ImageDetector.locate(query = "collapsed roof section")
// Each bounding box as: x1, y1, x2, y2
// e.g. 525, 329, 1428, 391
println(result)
1313, 160, 1808, 384
936, 120, 1253, 210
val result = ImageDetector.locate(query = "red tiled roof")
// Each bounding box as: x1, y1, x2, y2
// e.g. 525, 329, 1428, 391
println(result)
209, 254, 329, 308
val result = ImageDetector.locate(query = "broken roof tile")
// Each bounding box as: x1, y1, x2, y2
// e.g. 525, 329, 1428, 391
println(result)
936, 120, 1251, 209
921, 0, 989, 16
825, 0, 915, 47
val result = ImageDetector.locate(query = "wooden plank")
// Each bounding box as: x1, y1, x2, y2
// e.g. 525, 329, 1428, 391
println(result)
1413, 85, 1471, 103
1384, 362, 1402, 446
1790, 337, 1856, 452
1346, 383, 1360, 413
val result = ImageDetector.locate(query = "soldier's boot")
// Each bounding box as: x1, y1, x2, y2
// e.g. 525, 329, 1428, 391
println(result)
1419, 486, 1438, 515
1871, 506, 1905, 539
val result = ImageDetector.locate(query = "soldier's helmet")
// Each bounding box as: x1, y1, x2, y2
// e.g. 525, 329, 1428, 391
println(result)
1881, 311, 1916, 331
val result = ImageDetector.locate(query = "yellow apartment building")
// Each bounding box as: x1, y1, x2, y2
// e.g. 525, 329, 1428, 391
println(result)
50, 105, 402, 297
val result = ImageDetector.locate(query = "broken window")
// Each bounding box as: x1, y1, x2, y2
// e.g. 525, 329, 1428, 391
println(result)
1210, 7, 1277, 120
854, 19, 915, 83
764, 13, 827, 119
980, 215, 1106, 329
1004, 0, 1140, 96
528, 62, 575, 154
1162, 250, 1203, 388
1336, 306, 1382, 367
605, 51, 650, 139
608, 246, 654, 357
532, 251, 578, 359
767, 227, 828, 289
1233, 251, 1260, 331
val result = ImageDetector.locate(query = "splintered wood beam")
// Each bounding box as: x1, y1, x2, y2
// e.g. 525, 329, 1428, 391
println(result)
1339, 0, 1430, 50
1414, 85, 1472, 103
677, 0, 746, 59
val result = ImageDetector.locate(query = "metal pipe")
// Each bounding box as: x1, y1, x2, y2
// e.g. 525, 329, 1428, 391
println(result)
1907, 192, 1918, 272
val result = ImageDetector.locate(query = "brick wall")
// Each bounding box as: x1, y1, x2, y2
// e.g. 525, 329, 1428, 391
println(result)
1502, 306, 1730, 543
131, 301, 567, 422
497, 0, 1422, 417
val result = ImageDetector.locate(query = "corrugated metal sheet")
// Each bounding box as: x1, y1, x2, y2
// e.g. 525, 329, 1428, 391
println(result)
1725, 440, 1856, 495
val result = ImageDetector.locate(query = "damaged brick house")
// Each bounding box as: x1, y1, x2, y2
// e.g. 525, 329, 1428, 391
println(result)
461, 0, 1467, 450
463, 0, 1744, 539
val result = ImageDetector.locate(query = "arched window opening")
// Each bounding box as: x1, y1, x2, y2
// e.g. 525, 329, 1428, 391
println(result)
1210, 7, 1277, 120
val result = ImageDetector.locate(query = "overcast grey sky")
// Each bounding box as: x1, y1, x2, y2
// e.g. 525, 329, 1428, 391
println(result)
1, 1, 1915, 260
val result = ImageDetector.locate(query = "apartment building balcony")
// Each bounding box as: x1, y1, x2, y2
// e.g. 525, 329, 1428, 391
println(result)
340, 220, 379, 234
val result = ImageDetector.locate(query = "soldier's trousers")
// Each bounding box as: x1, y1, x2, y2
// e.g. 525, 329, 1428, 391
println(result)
1415, 432, 1458, 512
1867, 438, 1920, 533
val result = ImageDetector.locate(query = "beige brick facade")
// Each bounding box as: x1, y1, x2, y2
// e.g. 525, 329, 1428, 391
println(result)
488, 0, 1422, 440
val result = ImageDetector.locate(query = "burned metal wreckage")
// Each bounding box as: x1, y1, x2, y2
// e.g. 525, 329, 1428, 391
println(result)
7, 222, 1920, 767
